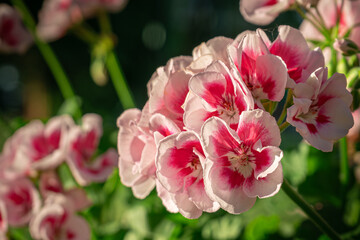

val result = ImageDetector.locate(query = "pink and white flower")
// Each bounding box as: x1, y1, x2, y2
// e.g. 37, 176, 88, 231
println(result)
0, 4, 32, 54
188, 36, 234, 74
117, 104, 180, 199
66, 113, 118, 186
287, 67, 353, 152
0, 201, 7, 239
147, 56, 193, 128
0, 178, 41, 227
183, 60, 253, 132
0, 115, 73, 180
37, 0, 85, 42
262, 25, 325, 86
239, 0, 295, 25
200, 110, 283, 214
30, 194, 90, 240
39, 171, 91, 211
228, 29, 288, 104
156, 131, 219, 218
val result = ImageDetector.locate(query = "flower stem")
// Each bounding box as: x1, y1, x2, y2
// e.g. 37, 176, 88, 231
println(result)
281, 179, 342, 240
106, 51, 136, 109
277, 90, 293, 125
12, 0, 81, 118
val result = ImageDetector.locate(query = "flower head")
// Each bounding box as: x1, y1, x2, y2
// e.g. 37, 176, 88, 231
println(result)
0, 4, 32, 54
287, 67, 353, 151
201, 110, 283, 214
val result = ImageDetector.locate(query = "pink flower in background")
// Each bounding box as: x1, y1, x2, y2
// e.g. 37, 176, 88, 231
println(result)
260, 25, 325, 87
66, 114, 118, 186
183, 61, 253, 132
0, 4, 32, 54
37, 0, 85, 41
228, 29, 288, 104
30, 195, 90, 240
147, 56, 193, 128
300, 0, 360, 50
0, 178, 41, 227
201, 110, 283, 214
287, 67, 353, 152
239, 0, 295, 25
39, 171, 91, 211
156, 131, 219, 218
0, 115, 73, 180
0, 201, 7, 239
117, 104, 180, 199
80, 0, 129, 14
348, 108, 360, 142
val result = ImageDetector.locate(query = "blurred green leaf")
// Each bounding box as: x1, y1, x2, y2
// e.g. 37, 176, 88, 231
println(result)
8, 227, 32, 240
243, 215, 280, 240
283, 141, 309, 186
123, 205, 150, 238
153, 219, 177, 240
344, 186, 360, 226
201, 214, 242, 240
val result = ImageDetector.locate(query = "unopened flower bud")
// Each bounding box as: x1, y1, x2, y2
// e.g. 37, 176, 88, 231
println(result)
90, 58, 108, 86
333, 38, 360, 56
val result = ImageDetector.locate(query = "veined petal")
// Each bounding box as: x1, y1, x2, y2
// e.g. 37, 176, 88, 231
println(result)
237, 109, 281, 147
243, 163, 283, 198
254, 54, 287, 101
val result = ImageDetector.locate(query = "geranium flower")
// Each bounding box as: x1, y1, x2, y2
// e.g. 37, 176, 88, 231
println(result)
188, 36, 234, 74
0, 115, 73, 180
239, 0, 295, 25
117, 104, 180, 199
183, 60, 253, 132
0, 4, 32, 54
147, 56, 193, 128
200, 110, 283, 214
287, 67, 353, 152
66, 114, 118, 186
261, 25, 325, 86
39, 171, 91, 211
37, 0, 85, 42
0, 178, 41, 227
156, 131, 219, 218
30, 194, 90, 240
228, 29, 288, 104
0, 201, 7, 240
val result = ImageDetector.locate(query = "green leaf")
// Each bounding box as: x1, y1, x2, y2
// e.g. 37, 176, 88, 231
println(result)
243, 215, 280, 240
201, 215, 242, 239
282, 141, 309, 186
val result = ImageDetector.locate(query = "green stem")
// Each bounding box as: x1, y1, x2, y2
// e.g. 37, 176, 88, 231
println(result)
279, 122, 290, 133
106, 51, 136, 109
12, 0, 81, 118
281, 179, 342, 240
294, 4, 330, 41
98, 10, 112, 35
277, 90, 293, 125
339, 137, 350, 189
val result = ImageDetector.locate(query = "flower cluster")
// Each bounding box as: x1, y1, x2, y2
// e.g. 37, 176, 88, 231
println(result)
37, 0, 128, 41
117, 25, 353, 218
0, 4, 32, 54
0, 114, 117, 239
